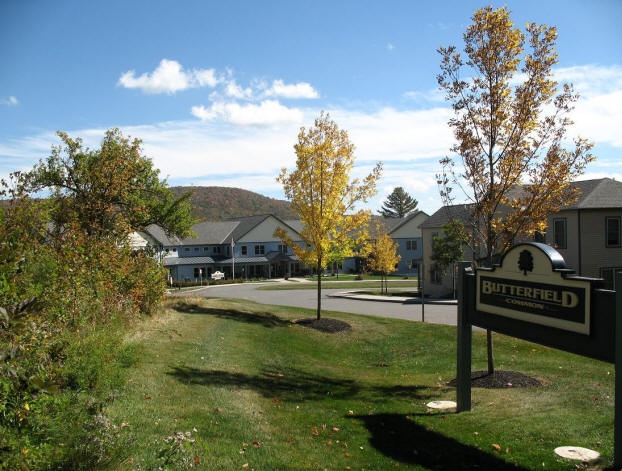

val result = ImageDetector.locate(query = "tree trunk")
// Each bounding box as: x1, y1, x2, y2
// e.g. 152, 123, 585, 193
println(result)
487, 329, 495, 374
316, 262, 322, 320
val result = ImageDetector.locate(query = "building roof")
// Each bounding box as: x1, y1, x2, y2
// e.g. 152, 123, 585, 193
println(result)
420, 204, 475, 229
385, 211, 429, 234
163, 256, 216, 266
142, 223, 183, 246
181, 220, 239, 245
227, 214, 273, 241
565, 178, 622, 210
421, 178, 622, 229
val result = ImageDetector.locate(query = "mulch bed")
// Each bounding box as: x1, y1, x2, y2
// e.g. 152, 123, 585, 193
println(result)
447, 370, 542, 389
294, 318, 352, 333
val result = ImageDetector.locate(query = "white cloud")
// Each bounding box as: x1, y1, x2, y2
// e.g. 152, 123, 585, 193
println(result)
118, 59, 220, 94
224, 80, 253, 99
191, 100, 304, 125
5, 64, 621, 217
265, 79, 319, 99
1, 96, 18, 106
548, 65, 622, 148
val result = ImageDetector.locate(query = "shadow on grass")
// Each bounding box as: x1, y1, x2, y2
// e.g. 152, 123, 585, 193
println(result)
171, 300, 291, 328
352, 413, 529, 470
167, 365, 434, 402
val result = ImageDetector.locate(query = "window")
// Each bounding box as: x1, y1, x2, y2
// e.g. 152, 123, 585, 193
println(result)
606, 217, 621, 248
279, 244, 288, 254
553, 218, 567, 249
213, 246, 221, 255
406, 240, 418, 251
600, 267, 622, 290
193, 267, 204, 278
255, 245, 265, 255
204, 247, 209, 252
241, 245, 248, 255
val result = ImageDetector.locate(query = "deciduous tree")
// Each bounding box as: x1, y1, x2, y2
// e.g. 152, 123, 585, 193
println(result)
21, 128, 195, 241
437, 6, 594, 373
364, 222, 401, 294
378, 187, 418, 218
431, 220, 469, 275
275, 112, 382, 320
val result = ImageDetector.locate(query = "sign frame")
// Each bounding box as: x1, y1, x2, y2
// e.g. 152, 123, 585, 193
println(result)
476, 243, 592, 335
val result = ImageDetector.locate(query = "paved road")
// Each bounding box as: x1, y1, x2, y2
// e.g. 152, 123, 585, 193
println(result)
170, 281, 459, 326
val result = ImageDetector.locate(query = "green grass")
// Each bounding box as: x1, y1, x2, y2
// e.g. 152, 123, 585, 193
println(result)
104, 297, 614, 470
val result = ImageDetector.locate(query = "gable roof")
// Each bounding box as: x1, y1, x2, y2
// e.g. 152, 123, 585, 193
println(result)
565, 178, 622, 210
227, 214, 274, 241
385, 211, 429, 235
142, 224, 183, 246
420, 204, 475, 229
182, 220, 239, 245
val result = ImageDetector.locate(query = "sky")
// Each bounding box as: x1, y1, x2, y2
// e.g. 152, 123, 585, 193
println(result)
1, 0, 621, 215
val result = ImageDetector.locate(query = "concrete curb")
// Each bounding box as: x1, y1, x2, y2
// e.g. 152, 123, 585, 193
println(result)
327, 290, 457, 305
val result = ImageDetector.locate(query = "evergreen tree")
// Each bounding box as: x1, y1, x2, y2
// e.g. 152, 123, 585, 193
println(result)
378, 187, 418, 218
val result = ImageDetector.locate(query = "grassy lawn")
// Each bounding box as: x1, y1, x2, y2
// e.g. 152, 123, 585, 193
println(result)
105, 297, 614, 470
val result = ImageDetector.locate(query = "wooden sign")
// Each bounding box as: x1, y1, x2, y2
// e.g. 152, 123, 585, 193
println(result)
476, 243, 591, 334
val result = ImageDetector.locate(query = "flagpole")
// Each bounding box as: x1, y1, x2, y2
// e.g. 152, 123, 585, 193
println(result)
231, 238, 235, 279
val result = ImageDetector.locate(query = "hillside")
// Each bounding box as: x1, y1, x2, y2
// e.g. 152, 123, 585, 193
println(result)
170, 186, 297, 221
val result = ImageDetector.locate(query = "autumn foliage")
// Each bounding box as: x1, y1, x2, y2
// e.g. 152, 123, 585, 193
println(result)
437, 6, 594, 264
275, 112, 382, 319
0, 129, 194, 468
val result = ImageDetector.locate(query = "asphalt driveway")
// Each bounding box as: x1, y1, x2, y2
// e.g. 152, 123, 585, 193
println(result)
171, 281, 459, 326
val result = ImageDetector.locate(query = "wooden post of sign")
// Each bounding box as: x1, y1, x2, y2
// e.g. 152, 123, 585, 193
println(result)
615, 270, 622, 467
456, 262, 473, 412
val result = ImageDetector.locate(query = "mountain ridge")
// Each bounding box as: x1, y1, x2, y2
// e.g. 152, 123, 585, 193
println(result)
170, 186, 297, 221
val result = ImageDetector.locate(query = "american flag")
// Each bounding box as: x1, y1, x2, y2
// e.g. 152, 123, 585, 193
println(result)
231, 238, 235, 248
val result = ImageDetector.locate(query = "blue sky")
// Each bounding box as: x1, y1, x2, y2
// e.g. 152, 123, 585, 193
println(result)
1, 0, 621, 215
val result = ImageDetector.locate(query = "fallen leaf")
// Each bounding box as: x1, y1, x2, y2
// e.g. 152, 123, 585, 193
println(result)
252, 441, 262, 447
311, 426, 319, 436
345, 452, 352, 458
492, 444, 501, 451
241, 464, 249, 469
332, 427, 340, 432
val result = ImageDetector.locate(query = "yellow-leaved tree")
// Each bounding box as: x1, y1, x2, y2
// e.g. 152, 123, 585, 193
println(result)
363, 221, 401, 295
275, 112, 382, 320
437, 6, 594, 374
